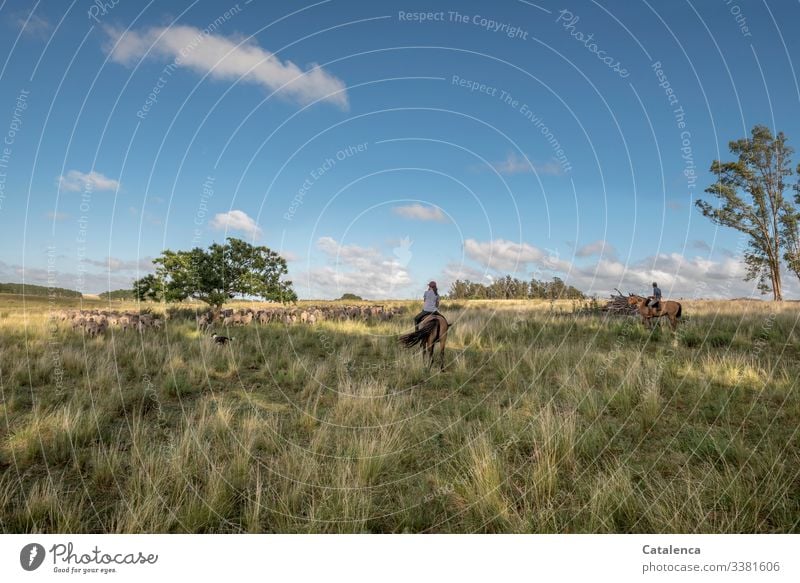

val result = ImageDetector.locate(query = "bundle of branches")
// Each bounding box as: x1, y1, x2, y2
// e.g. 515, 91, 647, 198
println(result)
601, 289, 638, 316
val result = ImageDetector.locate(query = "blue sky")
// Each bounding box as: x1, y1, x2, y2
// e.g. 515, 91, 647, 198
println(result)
1, 0, 799, 299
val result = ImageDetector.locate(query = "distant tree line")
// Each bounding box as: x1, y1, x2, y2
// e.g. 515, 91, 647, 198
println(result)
0, 282, 81, 298
447, 275, 585, 300
98, 289, 136, 300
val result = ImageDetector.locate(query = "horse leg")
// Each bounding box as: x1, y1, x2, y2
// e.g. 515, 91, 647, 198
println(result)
427, 341, 435, 369
439, 338, 446, 371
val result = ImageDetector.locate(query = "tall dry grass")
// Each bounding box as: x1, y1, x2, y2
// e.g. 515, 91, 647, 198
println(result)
0, 295, 798, 532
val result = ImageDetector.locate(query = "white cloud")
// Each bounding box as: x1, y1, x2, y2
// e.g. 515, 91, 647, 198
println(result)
392, 203, 448, 222
492, 152, 564, 176
301, 237, 413, 298
317, 236, 378, 262
436, 262, 493, 293
46, 211, 69, 221
58, 170, 119, 192
575, 239, 616, 258
84, 256, 154, 272
104, 25, 348, 109
17, 13, 51, 39
209, 210, 262, 238
441, 263, 488, 283
464, 238, 571, 272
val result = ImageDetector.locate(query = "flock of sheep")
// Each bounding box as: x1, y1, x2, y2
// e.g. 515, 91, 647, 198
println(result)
54, 304, 405, 338
196, 304, 404, 329
56, 309, 163, 336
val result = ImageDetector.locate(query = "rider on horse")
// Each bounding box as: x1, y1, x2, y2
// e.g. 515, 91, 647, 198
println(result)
414, 281, 443, 330
403, 281, 450, 370
647, 282, 662, 310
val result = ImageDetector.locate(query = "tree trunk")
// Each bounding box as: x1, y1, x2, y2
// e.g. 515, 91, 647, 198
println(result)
772, 262, 783, 301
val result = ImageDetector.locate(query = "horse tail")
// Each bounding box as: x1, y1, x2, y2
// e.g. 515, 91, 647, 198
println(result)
676, 303, 682, 318
399, 318, 438, 349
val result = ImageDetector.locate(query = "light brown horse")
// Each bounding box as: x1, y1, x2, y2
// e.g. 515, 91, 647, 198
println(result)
398, 314, 448, 370
627, 294, 682, 331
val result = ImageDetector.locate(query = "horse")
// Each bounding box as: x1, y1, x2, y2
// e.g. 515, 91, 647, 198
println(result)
627, 294, 682, 331
398, 314, 448, 370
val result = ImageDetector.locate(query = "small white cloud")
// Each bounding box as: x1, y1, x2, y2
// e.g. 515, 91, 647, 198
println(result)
392, 204, 448, 222
438, 262, 489, 290
690, 239, 711, 252
492, 152, 564, 176
59, 170, 119, 192
575, 240, 616, 258
209, 210, 262, 238
17, 13, 51, 39
104, 25, 348, 109
85, 256, 154, 272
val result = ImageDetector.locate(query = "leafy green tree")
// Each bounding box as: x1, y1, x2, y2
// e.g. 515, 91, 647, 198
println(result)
100, 289, 135, 301
447, 279, 469, 299
779, 164, 800, 284
696, 125, 796, 300
338, 293, 363, 301
546, 277, 566, 300
133, 274, 163, 302
529, 277, 546, 298
132, 238, 296, 307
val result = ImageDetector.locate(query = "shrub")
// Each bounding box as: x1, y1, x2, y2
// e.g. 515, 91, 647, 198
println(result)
338, 293, 363, 301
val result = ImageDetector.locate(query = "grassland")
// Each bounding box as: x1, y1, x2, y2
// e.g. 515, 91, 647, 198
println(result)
0, 294, 798, 533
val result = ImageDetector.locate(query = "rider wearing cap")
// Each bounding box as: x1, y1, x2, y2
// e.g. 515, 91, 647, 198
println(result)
414, 281, 440, 330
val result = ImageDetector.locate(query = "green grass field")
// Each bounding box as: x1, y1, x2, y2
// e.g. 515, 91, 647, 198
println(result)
1, 294, 798, 533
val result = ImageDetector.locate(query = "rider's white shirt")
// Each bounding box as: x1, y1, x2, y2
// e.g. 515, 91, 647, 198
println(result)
423, 289, 438, 312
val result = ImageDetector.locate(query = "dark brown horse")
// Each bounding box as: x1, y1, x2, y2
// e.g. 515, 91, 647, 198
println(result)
398, 314, 448, 370
627, 294, 682, 331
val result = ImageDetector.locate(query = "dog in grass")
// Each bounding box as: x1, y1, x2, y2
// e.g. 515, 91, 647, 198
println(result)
211, 333, 233, 345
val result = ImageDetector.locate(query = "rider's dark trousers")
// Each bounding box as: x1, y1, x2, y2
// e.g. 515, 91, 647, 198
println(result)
414, 310, 434, 330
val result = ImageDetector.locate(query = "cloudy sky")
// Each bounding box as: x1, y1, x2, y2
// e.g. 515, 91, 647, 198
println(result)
1, 0, 799, 299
